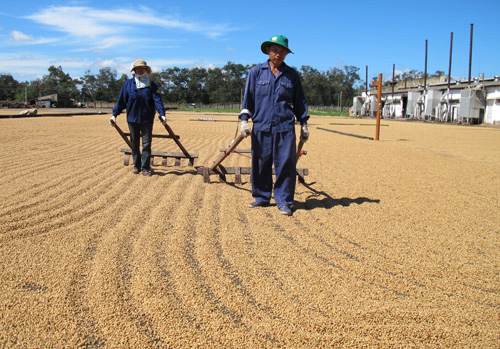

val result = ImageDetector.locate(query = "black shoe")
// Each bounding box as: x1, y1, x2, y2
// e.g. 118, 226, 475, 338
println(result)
142, 170, 152, 177
248, 200, 270, 208
132, 168, 140, 174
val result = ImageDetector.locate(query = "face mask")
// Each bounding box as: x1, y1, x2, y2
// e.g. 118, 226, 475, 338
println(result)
134, 73, 150, 89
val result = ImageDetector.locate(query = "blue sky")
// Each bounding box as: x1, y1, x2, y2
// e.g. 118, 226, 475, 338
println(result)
1, 0, 499, 84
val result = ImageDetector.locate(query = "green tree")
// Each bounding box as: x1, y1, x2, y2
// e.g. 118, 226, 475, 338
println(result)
401, 69, 423, 81
300, 65, 332, 105
340, 65, 360, 107
81, 70, 99, 106
156, 62, 248, 105
39, 66, 79, 99
156, 68, 176, 101
81, 68, 127, 104
161, 67, 192, 104
220, 62, 248, 104
430, 70, 445, 77
187, 67, 209, 104
205, 67, 225, 103
0, 74, 20, 101
95, 67, 119, 102
323, 66, 360, 107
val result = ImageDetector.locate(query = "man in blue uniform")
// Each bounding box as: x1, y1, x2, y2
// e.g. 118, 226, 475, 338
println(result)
110, 59, 166, 177
239, 35, 309, 216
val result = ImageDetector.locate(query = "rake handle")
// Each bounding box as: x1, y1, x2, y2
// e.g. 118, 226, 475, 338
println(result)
210, 134, 245, 171
112, 121, 133, 149
162, 122, 193, 160
296, 138, 305, 161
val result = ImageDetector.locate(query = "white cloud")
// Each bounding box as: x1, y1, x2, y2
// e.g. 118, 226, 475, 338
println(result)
11, 30, 32, 41
95, 36, 132, 50
25, 5, 235, 45
4, 3, 238, 82
79, 57, 197, 77
26, 7, 123, 38
0, 52, 92, 79
188, 61, 217, 70
87, 58, 124, 74
8, 30, 58, 45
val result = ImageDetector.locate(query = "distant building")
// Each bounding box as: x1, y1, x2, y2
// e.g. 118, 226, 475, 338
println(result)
36, 94, 73, 108
352, 75, 500, 124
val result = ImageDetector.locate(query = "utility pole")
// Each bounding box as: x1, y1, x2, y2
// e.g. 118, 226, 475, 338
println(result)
448, 32, 453, 91
392, 64, 395, 99
424, 40, 428, 92
340, 91, 342, 115
365, 65, 368, 96
468, 24, 474, 86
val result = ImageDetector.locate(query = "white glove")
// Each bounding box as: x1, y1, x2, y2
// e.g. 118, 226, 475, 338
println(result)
109, 115, 116, 125
159, 115, 167, 124
300, 124, 309, 142
240, 120, 251, 138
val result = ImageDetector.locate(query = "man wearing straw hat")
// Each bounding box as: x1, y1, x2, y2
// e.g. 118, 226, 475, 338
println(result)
239, 35, 309, 216
110, 59, 166, 177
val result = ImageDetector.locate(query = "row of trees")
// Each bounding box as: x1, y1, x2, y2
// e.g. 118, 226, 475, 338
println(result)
0, 66, 86, 103
1, 62, 363, 107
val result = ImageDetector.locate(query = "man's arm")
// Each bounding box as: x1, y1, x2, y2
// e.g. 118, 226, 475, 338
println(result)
292, 73, 309, 125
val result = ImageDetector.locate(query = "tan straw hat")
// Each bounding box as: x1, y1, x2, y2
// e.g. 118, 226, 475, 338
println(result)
131, 59, 152, 74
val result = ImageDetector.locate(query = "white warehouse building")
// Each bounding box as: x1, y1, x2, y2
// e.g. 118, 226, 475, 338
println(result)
352, 76, 500, 124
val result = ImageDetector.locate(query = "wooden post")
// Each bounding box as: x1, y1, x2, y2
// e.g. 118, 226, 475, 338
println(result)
202, 167, 210, 183
376, 73, 382, 141
234, 167, 242, 184
370, 74, 382, 141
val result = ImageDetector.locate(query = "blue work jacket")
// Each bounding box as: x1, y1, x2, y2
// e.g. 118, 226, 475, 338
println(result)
240, 61, 309, 132
112, 78, 165, 123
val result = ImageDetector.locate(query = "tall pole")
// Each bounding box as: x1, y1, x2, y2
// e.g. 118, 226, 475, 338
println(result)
424, 40, 428, 91
365, 65, 368, 96
392, 63, 395, 98
448, 32, 453, 90
376, 73, 382, 141
468, 23, 474, 85
340, 91, 342, 115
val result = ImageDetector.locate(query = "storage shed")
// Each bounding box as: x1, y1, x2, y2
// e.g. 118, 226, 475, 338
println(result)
36, 94, 74, 108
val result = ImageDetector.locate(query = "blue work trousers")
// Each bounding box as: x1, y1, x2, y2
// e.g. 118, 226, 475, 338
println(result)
128, 122, 153, 171
251, 127, 297, 208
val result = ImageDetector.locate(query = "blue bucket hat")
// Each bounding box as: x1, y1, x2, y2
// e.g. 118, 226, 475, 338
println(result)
261, 35, 293, 54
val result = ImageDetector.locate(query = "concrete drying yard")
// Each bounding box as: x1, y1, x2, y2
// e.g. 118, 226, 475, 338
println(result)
0, 109, 499, 347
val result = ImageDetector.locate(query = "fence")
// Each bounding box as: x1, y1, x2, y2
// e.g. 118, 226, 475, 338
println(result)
87, 102, 242, 110
87, 102, 348, 113
309, 105, 348, 112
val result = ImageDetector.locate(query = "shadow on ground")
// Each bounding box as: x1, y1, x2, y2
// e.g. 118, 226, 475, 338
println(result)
295, 181, 380, 211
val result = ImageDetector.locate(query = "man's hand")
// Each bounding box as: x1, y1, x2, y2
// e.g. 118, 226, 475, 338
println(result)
109, 115, 116, 126
301, 124, 309, 142
159, 115, 167, 125
240, 120, 251, 138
